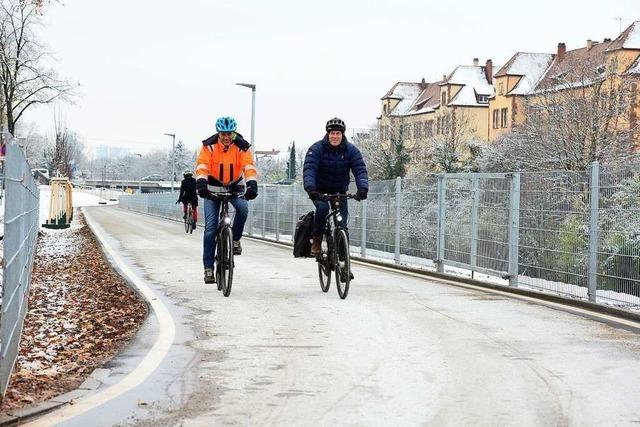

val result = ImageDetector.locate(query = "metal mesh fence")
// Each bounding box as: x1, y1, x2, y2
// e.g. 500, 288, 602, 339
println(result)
119, 162, 640, 311
0, 140, 40, 396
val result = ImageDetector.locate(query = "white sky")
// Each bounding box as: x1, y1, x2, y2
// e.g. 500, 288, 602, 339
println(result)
23, 0, 639, 157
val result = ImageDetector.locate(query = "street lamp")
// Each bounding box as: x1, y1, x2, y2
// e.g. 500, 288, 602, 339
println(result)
164, 133, 176, 192
235, 83, 256, 157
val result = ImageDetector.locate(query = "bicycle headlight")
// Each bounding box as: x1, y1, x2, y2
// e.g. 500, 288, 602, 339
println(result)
336, 214, 343, 222
223, 217, 232, 225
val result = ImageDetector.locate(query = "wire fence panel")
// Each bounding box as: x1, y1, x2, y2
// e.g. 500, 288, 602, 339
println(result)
119, 162, 640, 311
0, 140, 40, 396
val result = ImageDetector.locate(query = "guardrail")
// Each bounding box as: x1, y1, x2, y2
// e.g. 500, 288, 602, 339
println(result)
0, 139, 40, 396
119, 161, 640, 311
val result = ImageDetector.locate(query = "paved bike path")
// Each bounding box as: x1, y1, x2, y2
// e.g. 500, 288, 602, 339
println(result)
40, 206, 640, 426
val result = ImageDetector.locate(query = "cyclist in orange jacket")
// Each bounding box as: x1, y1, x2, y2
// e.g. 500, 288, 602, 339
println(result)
195, 116, 258, 284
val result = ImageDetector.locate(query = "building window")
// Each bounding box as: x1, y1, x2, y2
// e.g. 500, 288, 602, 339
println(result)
441, 91, 447, 105
404, 123, 411, 139
501, 108, 508, 128
492, 109, 499, 129
426, 120, 433, 137
384, 104, 387, 115
414, 122, 422, 139
478, 95, 489, 103
498, 82, 505, 95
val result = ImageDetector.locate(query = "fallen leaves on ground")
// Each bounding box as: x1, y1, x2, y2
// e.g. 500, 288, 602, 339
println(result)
0, 211, 148, 410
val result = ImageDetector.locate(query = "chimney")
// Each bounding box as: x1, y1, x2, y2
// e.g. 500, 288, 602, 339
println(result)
485, 59, 493, 84
473, 58, 479, 66
557, 42, 566, 61
604, 37, 612, 42
442, 74, 447, 82
421, 77, 427, 89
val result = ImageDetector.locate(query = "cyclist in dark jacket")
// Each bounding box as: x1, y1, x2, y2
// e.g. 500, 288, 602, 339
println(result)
303, 117, 369, 259
177, 169, 199, 224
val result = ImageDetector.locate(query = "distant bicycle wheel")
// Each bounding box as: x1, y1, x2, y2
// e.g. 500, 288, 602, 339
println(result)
334, 229, 350, 299
220, 227, 234, 297
317, 238, 331, 293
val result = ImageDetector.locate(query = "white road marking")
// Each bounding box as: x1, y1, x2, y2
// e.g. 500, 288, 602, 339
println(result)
23, 208, 177, 427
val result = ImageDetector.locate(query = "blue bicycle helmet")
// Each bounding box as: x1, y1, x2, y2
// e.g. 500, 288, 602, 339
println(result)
215, 116, 237, 132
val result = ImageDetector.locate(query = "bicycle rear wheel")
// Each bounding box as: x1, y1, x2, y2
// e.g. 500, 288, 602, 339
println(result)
184, 211, 190, 233
220, 227, 234, 297
334, 229, 350, 299
317, 237, 331, 293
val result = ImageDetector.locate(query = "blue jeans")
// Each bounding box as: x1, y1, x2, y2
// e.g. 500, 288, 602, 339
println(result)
203, 196, 248, 268
313, 199, 348, 236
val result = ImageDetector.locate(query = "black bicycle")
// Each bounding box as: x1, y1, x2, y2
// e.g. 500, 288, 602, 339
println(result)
184, 203, 195, 234
207, 191, 242, 297
316, 193, 356, 299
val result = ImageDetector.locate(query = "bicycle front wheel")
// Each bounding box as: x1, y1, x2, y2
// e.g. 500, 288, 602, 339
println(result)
334, 229, 350, 299
184, 212, 190, 233
317, 237, 331, 293
220, 227, 234, 297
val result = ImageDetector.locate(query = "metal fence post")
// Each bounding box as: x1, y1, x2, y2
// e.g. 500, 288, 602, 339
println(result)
394, 176, 402, 263
508, 173, 521, 287
436, 175, 446, 273
361, 198, 367, 258
470, 177, 479, 272
588, 161, 600, 302
261, 184, 266, 237
275, 185, 280, 241
291, 183, 297, 242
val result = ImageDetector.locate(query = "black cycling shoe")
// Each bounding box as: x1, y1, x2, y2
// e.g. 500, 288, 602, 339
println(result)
204, 268, 216, 284
233, 240, 242, 255
339, 269, 354, 282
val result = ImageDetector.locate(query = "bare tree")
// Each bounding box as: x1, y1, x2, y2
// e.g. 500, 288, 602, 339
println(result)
409, 108, 481, 176
482, 56, 638, 172
357, 125, 411, 180
0, 0, 74, 134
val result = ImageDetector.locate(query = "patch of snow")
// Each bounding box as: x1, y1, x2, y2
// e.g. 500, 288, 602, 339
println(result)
387, 83, 424, 116
446, 66, 494, 106
504, 53, 555, 95
622, 21, 640, 49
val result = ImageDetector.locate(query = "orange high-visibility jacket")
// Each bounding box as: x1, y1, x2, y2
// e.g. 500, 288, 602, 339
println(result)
195, 133, 257, 187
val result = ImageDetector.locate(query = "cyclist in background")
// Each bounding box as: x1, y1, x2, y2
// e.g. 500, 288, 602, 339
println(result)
177, 169, 198, 225
196, 116, 258, 284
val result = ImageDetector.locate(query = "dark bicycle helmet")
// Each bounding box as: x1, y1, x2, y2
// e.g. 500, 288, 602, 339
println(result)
183, 169, 193, 177
216, 116, 237, 132
325, 117, 346, 133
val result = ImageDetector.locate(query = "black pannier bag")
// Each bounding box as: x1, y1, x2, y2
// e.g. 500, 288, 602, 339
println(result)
293, 211, 314, 258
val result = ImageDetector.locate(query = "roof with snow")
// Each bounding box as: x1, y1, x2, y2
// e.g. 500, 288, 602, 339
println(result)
535, 40, 613, 92
627, 55, 640, 75
495, 52, 555, 95
381, 82, 425, 116
607, 21, 640, 51
443, 66, 494, 106
405, 81, 444, 115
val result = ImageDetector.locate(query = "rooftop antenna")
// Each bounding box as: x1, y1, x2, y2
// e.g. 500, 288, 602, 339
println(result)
614, 17, 623, 35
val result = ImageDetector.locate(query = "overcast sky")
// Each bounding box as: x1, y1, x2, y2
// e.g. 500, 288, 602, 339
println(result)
23, 0, 639, 157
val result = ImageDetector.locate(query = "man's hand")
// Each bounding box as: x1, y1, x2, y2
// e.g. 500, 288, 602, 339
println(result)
354, 189, 368, 201
308, 190, 320, 201
196, 179, 209, 198
175, 199, 181, 205
245, 181, 258, 200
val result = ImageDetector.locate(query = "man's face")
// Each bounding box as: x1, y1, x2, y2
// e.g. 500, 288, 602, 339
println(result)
219, 131, 233, 146
328, 130, 342, 146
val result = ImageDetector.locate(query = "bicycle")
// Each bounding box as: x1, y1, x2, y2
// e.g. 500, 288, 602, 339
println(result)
316, 193, 356, 299
207, 191, 242, 297
184, 204, 196, 234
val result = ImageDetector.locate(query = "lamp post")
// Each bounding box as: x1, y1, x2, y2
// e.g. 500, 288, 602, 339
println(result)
235, 83, 256, 157
164, 133, 176, 192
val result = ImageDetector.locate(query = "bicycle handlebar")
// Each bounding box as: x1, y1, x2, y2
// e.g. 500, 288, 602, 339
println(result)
205, 191, 244, 200
317, 193, 357, 201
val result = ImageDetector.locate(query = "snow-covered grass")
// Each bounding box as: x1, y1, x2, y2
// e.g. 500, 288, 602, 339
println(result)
39, 186, 118, 228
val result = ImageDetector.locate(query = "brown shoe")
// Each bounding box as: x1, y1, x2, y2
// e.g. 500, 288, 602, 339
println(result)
311, 235, 322, 257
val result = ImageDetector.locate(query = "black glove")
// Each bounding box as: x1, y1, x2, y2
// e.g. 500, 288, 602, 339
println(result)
245, 181, 258, 200
354, 189, 368, 201
308, 190, 320, 201
175, 199, 181, 205
196, 178, 209, 198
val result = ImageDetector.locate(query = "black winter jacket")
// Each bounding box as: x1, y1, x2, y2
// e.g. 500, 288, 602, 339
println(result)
178, 176, 198, 205
303, 135, 369, 194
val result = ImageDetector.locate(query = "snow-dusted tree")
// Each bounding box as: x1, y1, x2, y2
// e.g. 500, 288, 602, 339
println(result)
0, 0, 75, 134
286, 141, 296, 181
409, 108, 481, 175
357, 125, 410, 179
481, 56, 638, 172
170, 139, 194, 178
